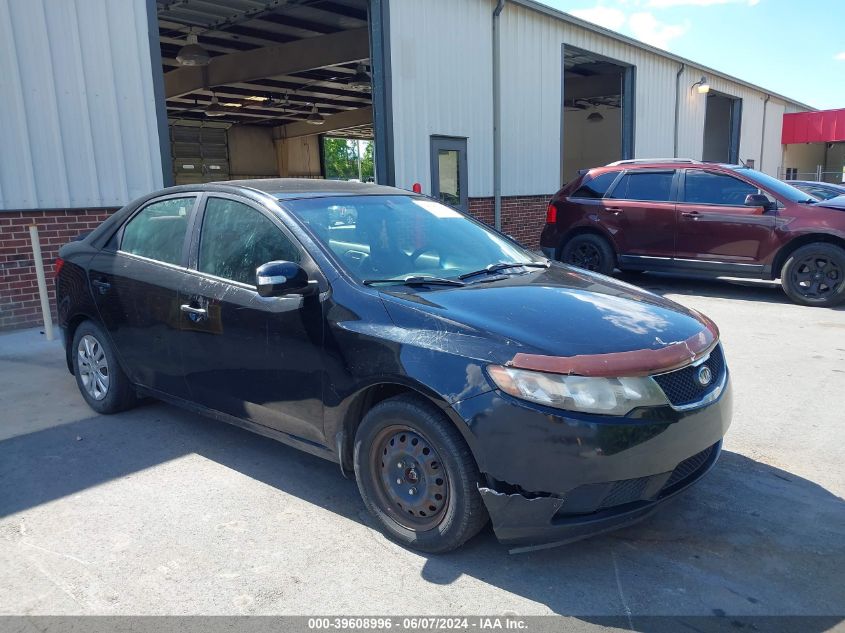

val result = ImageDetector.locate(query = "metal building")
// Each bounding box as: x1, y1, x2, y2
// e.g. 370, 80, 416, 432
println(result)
0, 0, 817, 329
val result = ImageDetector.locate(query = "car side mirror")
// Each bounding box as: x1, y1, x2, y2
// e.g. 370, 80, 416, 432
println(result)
744, 193, 774, 211
255, 261, 317, 297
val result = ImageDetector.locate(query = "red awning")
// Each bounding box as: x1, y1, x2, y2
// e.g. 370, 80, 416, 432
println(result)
782, 108, 845, 144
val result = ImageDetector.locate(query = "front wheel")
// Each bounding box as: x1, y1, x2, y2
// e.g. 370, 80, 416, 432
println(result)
561, 233, 615, 275
353, 395, 488, 553
780, 243, 845, 307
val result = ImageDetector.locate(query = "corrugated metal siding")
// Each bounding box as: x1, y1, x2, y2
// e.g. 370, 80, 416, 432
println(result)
389, 0, 809, 195
0, 0, 163, 210
388, 0, 493, 196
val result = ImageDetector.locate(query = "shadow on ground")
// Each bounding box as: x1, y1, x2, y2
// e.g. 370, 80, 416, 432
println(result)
615, 271, 845, 311
2, 401, 843, 622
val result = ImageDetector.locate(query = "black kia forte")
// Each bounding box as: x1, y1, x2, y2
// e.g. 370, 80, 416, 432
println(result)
56, 179, 732, 552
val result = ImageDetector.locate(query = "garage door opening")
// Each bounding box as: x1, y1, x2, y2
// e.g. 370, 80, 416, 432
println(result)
156, 0, 379, 186
702, 92, 742, 164
562, 46, 634, 183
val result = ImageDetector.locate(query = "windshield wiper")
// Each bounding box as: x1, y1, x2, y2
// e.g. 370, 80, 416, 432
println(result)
458, 261, 549, 280
363, 276, 466, 287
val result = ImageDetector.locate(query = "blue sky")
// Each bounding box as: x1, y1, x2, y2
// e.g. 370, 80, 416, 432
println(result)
540, 0, 844, 110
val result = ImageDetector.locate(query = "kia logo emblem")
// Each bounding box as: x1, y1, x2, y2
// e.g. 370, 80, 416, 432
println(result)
697, 365, 713, 387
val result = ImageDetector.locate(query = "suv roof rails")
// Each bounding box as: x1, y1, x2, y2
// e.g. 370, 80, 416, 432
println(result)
606, 158, 702, 166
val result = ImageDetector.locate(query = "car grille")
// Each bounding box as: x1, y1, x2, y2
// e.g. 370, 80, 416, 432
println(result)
652, 344, 725, 407
663, 444, 715, 489
587, 443, 718, 511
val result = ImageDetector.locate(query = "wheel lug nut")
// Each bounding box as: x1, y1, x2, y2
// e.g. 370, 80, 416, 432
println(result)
397, 461, 404, 468
396, 478, 402, 485
409, 487, 417, 495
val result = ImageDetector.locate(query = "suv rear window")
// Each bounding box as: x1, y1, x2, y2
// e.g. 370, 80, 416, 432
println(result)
571, 172, 618, 199
609, 171, 674, 202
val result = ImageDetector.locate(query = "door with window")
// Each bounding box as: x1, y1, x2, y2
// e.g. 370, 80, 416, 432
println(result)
178, 195, 326, 443
88, 195, 197, 397
675, 169, 776, 265
430, 137, 468, 212
602, 169, 678, 257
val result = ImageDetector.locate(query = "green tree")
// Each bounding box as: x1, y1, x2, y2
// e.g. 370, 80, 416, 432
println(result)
322, 137, 375, 181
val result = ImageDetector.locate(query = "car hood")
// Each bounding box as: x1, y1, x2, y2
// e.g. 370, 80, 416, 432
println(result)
377, 265, 714, 365
814, 195, 845, 210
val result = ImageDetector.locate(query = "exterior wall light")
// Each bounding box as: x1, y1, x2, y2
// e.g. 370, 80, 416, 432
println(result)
692, 76, 710, 94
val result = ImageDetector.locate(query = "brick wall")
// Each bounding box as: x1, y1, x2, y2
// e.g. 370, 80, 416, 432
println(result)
467, 195, 551, 249
0, 209, 115, 331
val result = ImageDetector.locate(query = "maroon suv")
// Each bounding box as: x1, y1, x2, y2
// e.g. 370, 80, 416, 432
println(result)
540, 159, 845, 307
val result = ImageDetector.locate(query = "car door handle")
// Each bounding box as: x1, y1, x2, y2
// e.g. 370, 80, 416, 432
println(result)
91, 279, 111, 294
606, 207, 623, 215
681, 211, 700, 218
180, 304, 207, 317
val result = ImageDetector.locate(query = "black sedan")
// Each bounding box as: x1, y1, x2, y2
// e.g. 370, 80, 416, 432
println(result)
56, 179, 732, 552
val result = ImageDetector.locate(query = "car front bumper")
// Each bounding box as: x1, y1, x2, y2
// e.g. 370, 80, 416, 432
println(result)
452, 375, 732, 549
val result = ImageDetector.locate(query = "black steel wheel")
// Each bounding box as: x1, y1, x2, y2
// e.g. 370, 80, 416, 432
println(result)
371, 427, 449, 531
353, 395, 488, 553
561, 233, 615, 275
781, 243, 845, 307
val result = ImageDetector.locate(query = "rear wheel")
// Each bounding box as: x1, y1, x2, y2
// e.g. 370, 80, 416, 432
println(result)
353, 395, 488, 553
71, 320, 137, 414
561, 233, 615, 275
780, 243, 845, 307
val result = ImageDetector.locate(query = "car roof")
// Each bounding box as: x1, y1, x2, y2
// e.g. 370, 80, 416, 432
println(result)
224, 178, 411, 199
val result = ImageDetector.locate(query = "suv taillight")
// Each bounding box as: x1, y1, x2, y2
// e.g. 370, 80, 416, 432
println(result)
545, 203, 557, 224
55, 257, 64, 277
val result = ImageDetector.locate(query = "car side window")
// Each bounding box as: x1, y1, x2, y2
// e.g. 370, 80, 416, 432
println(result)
571, 172, 619, 199
608, 171, 674, 202
198, 197, 301, 286
684, 171, 759, 205
121, 197, 194, 265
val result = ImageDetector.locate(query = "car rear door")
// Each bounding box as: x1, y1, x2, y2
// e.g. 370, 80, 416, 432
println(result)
602, 169, 678, 258
675, 169, 777, 268
177, 193, 327, 445
87, 194, 198, 397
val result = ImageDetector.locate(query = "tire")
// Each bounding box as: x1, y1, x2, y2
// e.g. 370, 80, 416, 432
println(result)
561, 233, 615, 275
780, 243, 845, 307
353, 395, 489, 553
71, 320, 137, 414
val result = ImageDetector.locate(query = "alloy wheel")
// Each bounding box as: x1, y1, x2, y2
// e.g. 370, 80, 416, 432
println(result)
371, 426, 449, 531
568, 243, 602, 271
791, 254, 842, 299
77, 334, 110, 401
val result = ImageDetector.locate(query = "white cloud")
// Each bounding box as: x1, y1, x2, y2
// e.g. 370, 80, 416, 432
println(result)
835, 52, 845, 61
569, 6, 627, 30
628, 11, 689, 48
647, 0, 759, 6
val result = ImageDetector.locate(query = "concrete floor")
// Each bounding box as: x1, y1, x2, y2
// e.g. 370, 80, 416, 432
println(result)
1, 273, 843, 621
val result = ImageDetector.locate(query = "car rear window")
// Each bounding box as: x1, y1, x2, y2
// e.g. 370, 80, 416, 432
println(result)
121, 197, 194, 265
571, 172, 618, 199
608, 171, 674, 202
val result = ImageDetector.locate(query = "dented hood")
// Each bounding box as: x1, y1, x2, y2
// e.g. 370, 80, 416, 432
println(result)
378, 265, 716, 371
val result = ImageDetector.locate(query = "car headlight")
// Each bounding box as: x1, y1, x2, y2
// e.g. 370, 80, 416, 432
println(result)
486, 365, 669, 416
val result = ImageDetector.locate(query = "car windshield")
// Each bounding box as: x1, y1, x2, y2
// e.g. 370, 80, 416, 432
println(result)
281, 195, 544, 282
730, 167, 816, 203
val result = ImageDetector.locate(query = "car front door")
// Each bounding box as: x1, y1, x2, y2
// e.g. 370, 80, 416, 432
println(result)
602, 169, 678, 259
178, 194, 326, 444
675, 169, 777, 269
87, 194, 198, 397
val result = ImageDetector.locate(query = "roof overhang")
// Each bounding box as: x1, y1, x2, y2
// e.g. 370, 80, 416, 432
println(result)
782, 109, 845, 145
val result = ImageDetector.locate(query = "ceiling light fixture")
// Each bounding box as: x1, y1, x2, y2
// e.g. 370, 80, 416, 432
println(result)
349, 63, 372, 90
692, 76, 710, 94
176, 32, 210, 67
306, 104, 325, 125
205, 94, 228, 117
